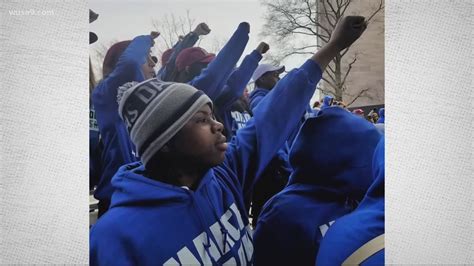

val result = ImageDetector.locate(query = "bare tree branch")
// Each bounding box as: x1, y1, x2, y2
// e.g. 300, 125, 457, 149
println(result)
324, 68, 337, 84
340, 0, 353, 16
327, 62, 335, 74
151, 11, 196, 56
341, 47, 351, 57
345, 88, 370, 106
322, 76, 338, 91
366, 0, 384, 23
320, 0, 336, 28
318, 86, 336, 97
303, 0, 315, 24
326, 0, 339, 19
341, 56, 357, 86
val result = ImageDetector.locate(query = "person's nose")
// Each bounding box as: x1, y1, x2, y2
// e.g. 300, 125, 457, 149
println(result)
211, 119, 224, 134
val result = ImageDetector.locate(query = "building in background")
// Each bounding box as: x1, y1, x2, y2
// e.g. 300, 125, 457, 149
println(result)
317, 0, 384, 107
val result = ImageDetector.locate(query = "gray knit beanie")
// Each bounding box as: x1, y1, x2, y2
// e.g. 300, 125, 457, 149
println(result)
117, 79, 212, 166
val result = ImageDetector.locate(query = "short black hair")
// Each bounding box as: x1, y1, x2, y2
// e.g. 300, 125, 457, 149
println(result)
255, 78, 264, 88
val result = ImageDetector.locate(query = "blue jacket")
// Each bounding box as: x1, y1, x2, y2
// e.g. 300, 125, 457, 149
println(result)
249, 87, 268, 111
215, 49, 262, 138
250, 87, 314, 145
90, 59, 323, 266
248, 87, 301, 171
157, 31, 200, 81
316, 138, 385, 266
252, 108, 382, 266
377, 107, 385, 124
321, 95, 334, 109
190, 22, 249, 102
91, 35, 152, 201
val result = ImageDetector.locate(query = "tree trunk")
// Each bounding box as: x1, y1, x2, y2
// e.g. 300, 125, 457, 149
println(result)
334, 53, 343, 101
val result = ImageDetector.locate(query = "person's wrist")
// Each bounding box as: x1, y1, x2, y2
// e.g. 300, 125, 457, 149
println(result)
325, 40, 342, 52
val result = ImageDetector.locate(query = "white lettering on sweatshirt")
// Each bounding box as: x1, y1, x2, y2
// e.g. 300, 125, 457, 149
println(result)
319, 220, 336, 237
164, 203, 253, 265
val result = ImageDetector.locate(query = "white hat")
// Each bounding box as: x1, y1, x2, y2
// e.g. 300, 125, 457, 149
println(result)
251, 64, 285, 82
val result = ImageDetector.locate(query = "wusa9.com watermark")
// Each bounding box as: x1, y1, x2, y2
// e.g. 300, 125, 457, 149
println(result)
9, 9, 55, 16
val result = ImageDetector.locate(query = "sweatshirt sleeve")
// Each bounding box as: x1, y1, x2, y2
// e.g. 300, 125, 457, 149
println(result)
91, 35, 152, 197
92, 35, 152, 111
190, 22, 250, 101
249, 92, 264, 112
158, 32, 199, 81
215, 50, 262, 110
220, 59, 322, 195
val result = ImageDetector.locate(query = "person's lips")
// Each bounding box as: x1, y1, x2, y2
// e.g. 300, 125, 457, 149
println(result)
216, 136, 228, 151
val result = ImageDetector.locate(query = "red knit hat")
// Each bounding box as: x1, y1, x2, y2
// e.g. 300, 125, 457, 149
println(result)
161, 48, 174, 65
353, 109, 364, 115
175, 47, 215, 72
102, 40, 132, 77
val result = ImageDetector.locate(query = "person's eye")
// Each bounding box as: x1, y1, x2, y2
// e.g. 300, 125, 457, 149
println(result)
196, 117, 208, 123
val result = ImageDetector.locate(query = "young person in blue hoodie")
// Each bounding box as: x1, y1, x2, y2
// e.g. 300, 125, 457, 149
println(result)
377, 107, 385, 123
252, 107, 381, 266
214, 41, 269, 138
316, 138, 385, 266
90, 16, 367, 265
91, 31, 159, 217
321, 95, 335, 109
248, 63, 304, 227
157, 22, 211, 81
249, 63, 285, 109
173, 22, 250, 102
170, 23, 262, 140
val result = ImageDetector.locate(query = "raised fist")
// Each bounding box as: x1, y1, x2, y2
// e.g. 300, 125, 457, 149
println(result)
150, 31, 160, 39
329, 16, 367, 51
256, 42, 270, 54
194, 23, 211, 36
239, 22, 250, 33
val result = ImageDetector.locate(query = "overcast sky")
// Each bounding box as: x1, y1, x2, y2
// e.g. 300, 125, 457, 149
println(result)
90, 0, 319, 100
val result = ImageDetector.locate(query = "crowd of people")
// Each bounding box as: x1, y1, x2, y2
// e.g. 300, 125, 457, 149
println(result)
89, 9, 385, 266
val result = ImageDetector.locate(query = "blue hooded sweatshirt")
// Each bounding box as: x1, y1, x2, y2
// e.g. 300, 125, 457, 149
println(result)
157, 31, 200, 81
249, 86, 314, 145
252, 107, 382, 266
316, 138, 385, 266
90, 59, 323, 266
320, 95, 334, 109
377, 107, 385, 124
215, 49, 262, 138
189, 22, 249, 102
91, 35, 152, 201
249, 87, 269, 111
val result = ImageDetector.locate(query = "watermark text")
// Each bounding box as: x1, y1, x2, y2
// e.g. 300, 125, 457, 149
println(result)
9, 9, 55, 16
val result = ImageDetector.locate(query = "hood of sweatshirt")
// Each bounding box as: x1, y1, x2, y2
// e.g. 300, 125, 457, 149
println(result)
363, 137, 384, 201
377, 107, 385, 124
321, 95, 334, 108
315, 137, 385, 266
93, 161, 255, 265
249, 87, 269, 109
288, 107, 382, 200
109, 162, 197, 207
